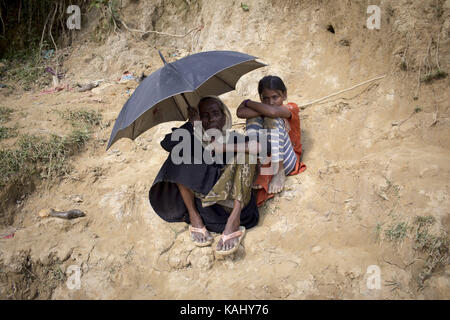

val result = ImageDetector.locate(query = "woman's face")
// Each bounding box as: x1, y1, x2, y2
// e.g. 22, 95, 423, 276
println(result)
198, 99, 226, 130
260, 88, 286, 107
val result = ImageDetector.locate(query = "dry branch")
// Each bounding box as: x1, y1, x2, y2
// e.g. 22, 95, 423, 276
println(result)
121, 20, 202, 38
299, 75, 387, 109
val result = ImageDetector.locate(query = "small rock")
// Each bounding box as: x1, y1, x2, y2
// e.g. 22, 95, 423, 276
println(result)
339, 39, 351, 46
110, 149, 121, 156
73, 195, 84, 203
311, 246, 322, 254
247, 283, 256, 290
188, 247, 214, 270
345, 267, 362, 279
38, 209, 50, 217
280, 190, 296, 201
77, 82, 98, 92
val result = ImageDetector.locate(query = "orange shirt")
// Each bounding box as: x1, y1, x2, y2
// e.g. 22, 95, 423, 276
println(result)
254, 102, 306, 207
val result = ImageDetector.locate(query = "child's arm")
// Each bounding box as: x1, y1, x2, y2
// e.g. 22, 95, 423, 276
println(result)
236, 100, 291, 119
236, 104, 261, 119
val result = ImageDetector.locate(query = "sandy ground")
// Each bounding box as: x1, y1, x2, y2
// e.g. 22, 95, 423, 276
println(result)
0, 0, 449, 299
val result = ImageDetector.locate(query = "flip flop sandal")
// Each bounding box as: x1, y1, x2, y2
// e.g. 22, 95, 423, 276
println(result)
189, 225, 213, 247
215, 226, 246, 256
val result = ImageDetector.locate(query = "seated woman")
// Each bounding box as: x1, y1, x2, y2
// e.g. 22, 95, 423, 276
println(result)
149, 96, 260, 255
236, 75, 306, 205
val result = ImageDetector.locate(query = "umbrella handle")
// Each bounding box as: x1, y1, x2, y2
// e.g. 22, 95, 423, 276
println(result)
181, 92, 194, 109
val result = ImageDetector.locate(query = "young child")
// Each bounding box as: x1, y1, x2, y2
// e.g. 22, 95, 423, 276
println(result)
236, 75, 300, 195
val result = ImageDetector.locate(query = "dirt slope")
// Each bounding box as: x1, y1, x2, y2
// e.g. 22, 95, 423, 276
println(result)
0, 0, 449, 299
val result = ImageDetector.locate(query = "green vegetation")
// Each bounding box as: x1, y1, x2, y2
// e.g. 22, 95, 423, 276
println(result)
57, 109, 102, 127
376, 215, 449, 289
89, 0, 121, 42
0, 108, 102, 186
1, 134, 70, 185
241, 3, 250, 11
0, 107, 14, 123
421, 69, 448, 83
384, 222, 410, 243
413, 216, 449, 288
2, 47, 45, 90
0, 126, 18, 140
374, 222, 384, 242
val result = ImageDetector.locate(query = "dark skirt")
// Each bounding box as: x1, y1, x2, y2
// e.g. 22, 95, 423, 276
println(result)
149, 156, 259, 233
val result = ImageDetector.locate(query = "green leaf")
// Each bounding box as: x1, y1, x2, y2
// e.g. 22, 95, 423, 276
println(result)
241, 3, 249, 11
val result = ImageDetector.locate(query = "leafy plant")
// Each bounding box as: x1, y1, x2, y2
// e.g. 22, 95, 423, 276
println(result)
241, 3, 249, 11
0, 126, 18, 140
385, 222, 410, 243
0, 106, 14, 123
57, 109, 102, 127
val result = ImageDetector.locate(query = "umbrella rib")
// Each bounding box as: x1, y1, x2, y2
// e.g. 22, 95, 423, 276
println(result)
212, 74, 235, 90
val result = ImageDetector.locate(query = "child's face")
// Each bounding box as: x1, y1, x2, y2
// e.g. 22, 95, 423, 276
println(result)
260, 88, 286, 107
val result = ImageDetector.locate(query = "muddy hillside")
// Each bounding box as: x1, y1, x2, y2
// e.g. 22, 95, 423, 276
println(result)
0, 0, 449, 299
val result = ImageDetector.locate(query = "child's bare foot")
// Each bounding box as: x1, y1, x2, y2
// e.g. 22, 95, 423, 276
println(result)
268, 168, 285, 193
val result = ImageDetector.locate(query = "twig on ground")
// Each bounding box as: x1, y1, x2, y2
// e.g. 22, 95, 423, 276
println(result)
396, 111, 416, 127
319, 82, 378, 105
435, 32, 441, 70
383, 258, 405, 270
121, 20, 202, 38
299, 75, 386, 109
430, 86, 439, 127
414, 60, 422, 100
425, 37, 433, 76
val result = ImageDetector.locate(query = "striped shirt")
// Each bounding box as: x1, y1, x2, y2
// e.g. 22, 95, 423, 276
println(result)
246, 116, 297, 175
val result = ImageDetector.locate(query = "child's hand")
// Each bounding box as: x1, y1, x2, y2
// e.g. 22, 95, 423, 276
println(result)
239, 99, 251, 108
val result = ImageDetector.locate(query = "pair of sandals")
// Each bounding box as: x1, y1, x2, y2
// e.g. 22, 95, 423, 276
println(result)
189, 225, 246, 256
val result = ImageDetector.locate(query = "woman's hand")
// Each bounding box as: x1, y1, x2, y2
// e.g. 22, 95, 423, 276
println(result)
187, 105, 200, 124
209, 140, 226, 154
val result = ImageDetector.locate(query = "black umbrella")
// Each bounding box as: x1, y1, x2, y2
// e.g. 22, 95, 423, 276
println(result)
106, 50, 266, 150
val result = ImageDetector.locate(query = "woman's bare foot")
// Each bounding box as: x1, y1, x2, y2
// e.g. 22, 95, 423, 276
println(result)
268, 166, 286, 194
189, 215, 213, 244
177, 183, 213, 244
216, 200, 242, 251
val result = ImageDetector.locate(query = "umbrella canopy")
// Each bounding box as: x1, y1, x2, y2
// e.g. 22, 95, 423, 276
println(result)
106, 50, 266, 150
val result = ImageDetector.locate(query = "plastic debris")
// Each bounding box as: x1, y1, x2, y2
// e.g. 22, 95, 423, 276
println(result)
42, 49, 54, 59
44, 67, 64, 79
